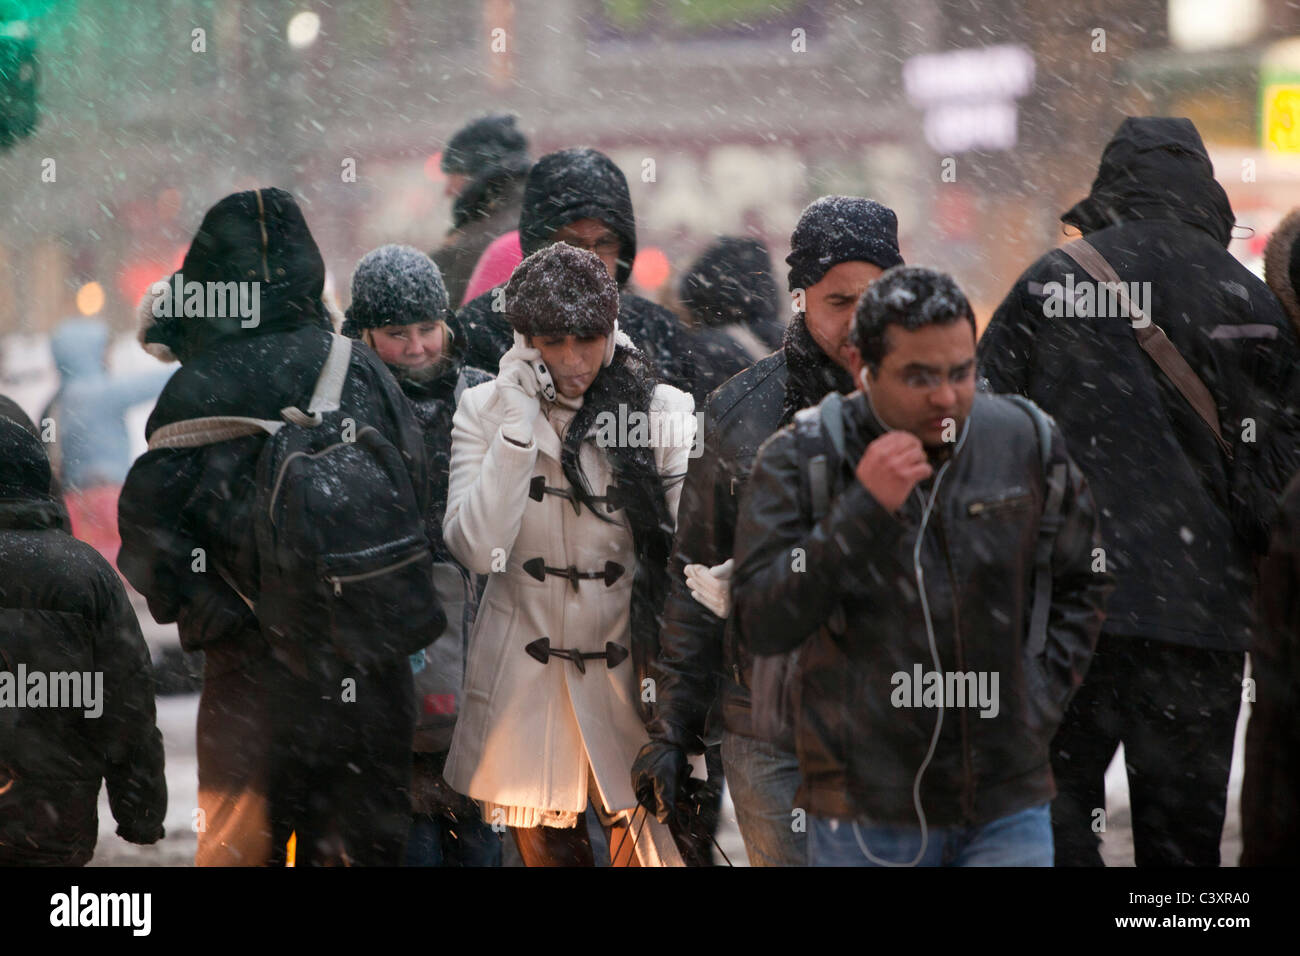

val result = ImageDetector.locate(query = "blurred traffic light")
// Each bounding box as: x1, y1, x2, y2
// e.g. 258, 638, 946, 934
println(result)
0, 20, 37, 149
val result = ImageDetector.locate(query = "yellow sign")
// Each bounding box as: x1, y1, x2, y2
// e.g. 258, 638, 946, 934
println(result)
1263, 84, 1300, 152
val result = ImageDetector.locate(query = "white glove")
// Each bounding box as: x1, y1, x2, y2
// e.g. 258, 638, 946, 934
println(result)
495, 342, 542, 444
684, 558, 734, 620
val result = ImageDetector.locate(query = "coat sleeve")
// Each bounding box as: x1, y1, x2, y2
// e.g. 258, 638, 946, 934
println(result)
1031, 424, 1113, 730
90, 566, 167, 845
731, 426, 909, 657
117, 445, 262, 657
647, 401, 726, 750
442, 383, 539, 575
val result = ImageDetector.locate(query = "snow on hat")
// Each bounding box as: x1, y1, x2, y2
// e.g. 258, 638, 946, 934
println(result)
785, 196, 904, 293
441, 114, 530, 178
342, 245, 450, 338
1265, 208, 1300, 339
503, 242, 618, 339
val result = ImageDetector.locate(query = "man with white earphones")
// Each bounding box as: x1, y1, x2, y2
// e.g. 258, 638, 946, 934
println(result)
732, 266, 1113, 866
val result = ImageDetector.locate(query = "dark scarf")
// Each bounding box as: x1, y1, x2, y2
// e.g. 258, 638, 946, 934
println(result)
780, 312, 856, 425
560, 342, 676, 723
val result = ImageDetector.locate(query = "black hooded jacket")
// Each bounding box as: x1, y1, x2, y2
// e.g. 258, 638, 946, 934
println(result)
119, 189, 432, 675
1, 414, 167, 865
646, 315, 855, 749
730, 392, 1110, 825
451, 148, 697, 398
979, 117, 1300, 652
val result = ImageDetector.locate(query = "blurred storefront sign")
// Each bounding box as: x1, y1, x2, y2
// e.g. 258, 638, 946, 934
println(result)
903, 44, 1035, 153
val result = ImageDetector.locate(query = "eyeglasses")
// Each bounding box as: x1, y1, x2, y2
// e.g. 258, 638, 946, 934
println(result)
898, 365, 976, 390
561, 236, 620, 257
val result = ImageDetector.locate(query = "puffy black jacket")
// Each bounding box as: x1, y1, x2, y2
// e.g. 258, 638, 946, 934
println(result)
979, 117, 1300, 652
0, 414, 166, 865
731, 391, 1112, 825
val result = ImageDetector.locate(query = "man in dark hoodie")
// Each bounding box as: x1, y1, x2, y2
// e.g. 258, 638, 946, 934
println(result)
431, 114, 533, 308
979, 116, 1300, 866
679, 236, 787, 398
119, 188, 438, 866
631, 197, 903, 866
451, 147, 697, 399
1, 407, 167, 865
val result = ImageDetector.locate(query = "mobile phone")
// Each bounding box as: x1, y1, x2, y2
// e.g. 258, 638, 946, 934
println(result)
514, 331, 557, 401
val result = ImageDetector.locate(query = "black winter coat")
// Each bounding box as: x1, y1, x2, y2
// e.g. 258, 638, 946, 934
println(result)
1242, 470, 1300, 864
0, 416, 166, 865
647, 314, 857, 749
978, 117, 1300, 652
731, 392, 1112, 825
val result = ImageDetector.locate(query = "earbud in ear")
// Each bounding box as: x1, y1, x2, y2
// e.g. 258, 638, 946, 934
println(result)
859, 367, 871, 392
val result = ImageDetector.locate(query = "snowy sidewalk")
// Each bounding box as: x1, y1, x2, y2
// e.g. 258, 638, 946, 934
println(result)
89, 691, 1248, 867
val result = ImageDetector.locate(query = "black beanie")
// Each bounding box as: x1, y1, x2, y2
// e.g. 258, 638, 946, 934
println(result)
504, 243, 618, 339
785, 196, 904, 292
680, 236, 780, 329
441, 114, 530, 178
343, 245, 450, 338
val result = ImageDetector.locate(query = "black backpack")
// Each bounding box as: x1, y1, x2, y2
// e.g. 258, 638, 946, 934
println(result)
148, 333, 444, 672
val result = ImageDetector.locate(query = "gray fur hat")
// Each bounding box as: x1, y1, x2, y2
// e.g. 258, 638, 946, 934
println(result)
503, 242, 619, 338
342, 244, 450, 337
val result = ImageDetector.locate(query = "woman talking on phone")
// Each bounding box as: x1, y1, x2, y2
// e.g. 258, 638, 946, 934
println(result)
442, 242, 695, 866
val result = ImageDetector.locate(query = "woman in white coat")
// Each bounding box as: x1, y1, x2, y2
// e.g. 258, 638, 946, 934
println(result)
442, 242, 696, 866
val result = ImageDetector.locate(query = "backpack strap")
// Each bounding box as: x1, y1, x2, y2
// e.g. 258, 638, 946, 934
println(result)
1005, 394, 1069, 659
146, 334, 352, 450
282, 333, 352, 426
793, 391, 847, 522
1059, 238, 1233, 461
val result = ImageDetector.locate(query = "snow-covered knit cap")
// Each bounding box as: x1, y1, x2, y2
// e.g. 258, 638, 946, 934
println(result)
342, 245, 450, 337
786, 196, 904, 292
503, 242, 618, 338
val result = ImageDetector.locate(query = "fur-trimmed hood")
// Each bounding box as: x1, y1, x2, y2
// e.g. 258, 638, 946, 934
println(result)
1265, 207, 1300, 338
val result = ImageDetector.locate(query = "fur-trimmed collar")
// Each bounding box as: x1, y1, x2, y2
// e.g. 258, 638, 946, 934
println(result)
1265, 208, 1300, 338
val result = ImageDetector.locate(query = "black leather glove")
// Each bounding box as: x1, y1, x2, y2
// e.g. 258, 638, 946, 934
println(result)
631, 739, 688, 824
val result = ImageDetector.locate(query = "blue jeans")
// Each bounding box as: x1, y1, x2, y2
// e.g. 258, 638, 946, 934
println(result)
721, 729, 807, 866
808, 803, 1054, 867
405, 812, 503, 867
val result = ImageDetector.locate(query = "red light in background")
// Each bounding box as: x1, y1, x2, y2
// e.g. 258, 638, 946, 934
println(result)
632, 246, 671, 291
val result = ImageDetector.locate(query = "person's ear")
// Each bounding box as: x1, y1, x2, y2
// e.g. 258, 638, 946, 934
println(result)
361, 329, 374, 348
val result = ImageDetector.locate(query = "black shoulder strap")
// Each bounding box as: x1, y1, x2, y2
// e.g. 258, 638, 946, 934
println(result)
1005, 394, 1069, 658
